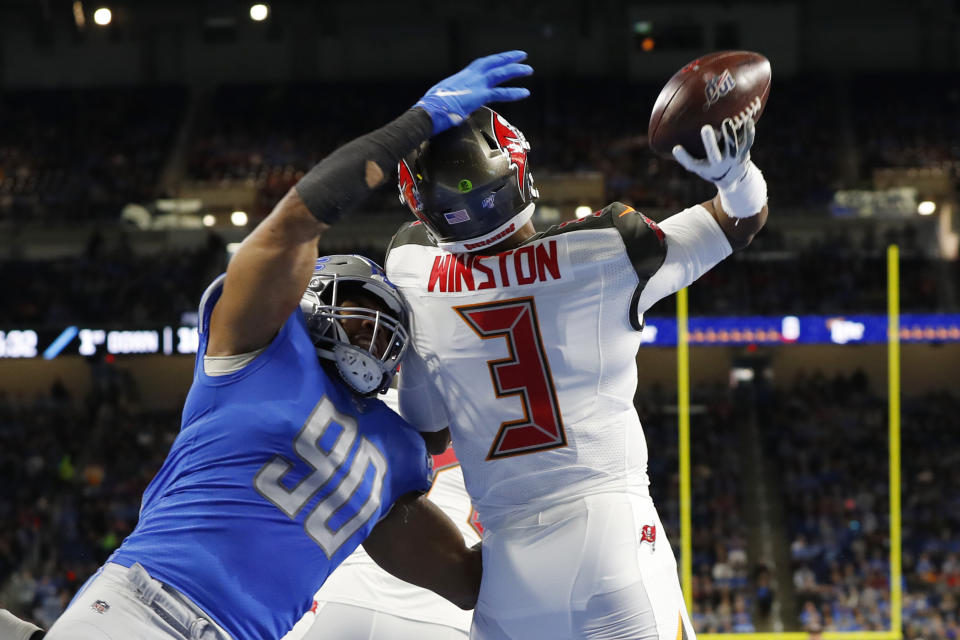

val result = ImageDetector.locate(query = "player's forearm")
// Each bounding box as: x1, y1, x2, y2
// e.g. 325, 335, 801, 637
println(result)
208, 110, 433, 355
705, 195, 768, 251
635, 204, 733, 314
364, 494, 482, 609
293, 108, 433, 223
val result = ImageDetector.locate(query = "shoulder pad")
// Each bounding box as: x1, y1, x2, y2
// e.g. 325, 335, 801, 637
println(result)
539, 203, 667, 332
609, 203, 667, 284
539, 202, 666, 280
387, 221, 436, 259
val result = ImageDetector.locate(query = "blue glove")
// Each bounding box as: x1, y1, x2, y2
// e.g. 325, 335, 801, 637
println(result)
416, 50, 533, 135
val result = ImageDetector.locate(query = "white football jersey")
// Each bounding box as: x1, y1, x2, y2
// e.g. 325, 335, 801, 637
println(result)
386, 202, 731, 525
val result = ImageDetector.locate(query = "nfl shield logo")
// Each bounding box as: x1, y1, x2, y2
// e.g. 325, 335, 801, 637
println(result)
91, 599, 110, 614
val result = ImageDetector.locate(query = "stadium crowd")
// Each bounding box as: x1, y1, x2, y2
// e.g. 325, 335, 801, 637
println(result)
5, 74, 958, 226
0, 227, 945, 327
0, 231, 227, 325
0, 370, 181, 629
0, 87, 185, 223
762, 372, 960, 639
640, 384, 761, 634
2, 76, 955, 328
686, 225, 943, 316
5, 372, 956, 637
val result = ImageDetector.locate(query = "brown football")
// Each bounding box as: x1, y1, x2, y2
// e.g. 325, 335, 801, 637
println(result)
648, 50, 771, 159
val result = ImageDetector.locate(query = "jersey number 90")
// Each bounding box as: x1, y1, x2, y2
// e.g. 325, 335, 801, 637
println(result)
254, 397, 387, 558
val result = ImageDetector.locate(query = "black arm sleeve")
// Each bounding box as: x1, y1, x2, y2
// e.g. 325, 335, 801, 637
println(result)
294, 108, 433, 224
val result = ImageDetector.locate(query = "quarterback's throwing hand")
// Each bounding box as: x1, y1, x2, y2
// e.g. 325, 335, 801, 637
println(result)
672, 117, 755, 189
673, 118, 767, 218
417, 50, 533, 135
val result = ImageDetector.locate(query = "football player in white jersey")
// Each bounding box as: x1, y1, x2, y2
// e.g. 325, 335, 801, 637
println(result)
283, 389, 480, 640
385, 110, 768, 640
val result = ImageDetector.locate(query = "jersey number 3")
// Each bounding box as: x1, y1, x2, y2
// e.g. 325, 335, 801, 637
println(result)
254, 397, 387, 558
456, 297, 566, 459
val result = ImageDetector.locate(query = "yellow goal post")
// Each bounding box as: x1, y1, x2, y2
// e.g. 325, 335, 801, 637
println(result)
674, 245, 902, 640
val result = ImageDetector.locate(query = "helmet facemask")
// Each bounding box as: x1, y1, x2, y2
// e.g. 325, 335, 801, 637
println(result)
300, 257, 410, 396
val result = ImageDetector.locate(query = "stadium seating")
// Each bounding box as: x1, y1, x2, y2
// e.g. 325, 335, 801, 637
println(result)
0, 87, 186, 223
761, 373, 960, 638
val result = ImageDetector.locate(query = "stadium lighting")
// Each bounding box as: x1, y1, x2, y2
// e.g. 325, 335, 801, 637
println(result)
93, 7, 112, 26
231, 210, 248, 226
73, 2, 86, 29
917, 200, 936, 216
575, 205, 592, 218
249, 3, 269, 21
202, 214, 216, 227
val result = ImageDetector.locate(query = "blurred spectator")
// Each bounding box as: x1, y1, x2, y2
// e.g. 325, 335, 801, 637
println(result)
0, 231, 227, 325
0, 87, 185, 223
764, 373, 960, 639
642, 383, 758, 634
0, 370, 181, 626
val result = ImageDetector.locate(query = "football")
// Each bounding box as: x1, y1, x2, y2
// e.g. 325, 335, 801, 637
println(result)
648, 50, 772, 159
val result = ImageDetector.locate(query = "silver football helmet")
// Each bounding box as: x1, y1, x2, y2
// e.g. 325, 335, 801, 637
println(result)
299, 255, 410, 396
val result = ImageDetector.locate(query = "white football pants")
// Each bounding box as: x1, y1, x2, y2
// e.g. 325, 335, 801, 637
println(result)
470, 493, 695, 640
45, 563, 231, 640
298, 602, 468, 640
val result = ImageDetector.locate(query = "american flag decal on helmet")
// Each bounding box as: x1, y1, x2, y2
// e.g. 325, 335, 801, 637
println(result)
444, 209, 471, 225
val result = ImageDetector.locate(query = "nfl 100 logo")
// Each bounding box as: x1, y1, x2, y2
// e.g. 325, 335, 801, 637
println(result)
704, 69, 736, 110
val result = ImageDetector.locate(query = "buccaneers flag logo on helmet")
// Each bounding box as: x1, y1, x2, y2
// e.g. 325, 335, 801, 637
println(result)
491, 112, 530, 194
397, 158, 425, 220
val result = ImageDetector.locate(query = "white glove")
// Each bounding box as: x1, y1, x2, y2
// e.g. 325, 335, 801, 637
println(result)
673, 118, 767, 218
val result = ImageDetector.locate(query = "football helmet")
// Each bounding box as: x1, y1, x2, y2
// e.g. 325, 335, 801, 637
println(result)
398, 106, 538, 253
299, 255, 410, 396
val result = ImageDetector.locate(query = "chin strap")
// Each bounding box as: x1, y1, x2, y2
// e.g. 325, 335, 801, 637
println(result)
332, 344, 386, 395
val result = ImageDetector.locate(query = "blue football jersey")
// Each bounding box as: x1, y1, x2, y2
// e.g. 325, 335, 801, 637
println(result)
109, 275, 433, 640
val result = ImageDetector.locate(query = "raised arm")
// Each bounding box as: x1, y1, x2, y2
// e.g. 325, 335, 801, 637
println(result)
207, 110, 431, 356
674, 117, 769, 250
207, 51, 534, 356
627, 117, 769, 317
362, 492, 482, 609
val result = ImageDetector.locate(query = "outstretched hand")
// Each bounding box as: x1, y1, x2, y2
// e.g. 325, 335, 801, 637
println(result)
417, 50, 533, 135
672, 117, 756, 190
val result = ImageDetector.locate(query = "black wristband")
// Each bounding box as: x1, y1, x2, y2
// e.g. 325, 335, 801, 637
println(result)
295, 108, 433, 224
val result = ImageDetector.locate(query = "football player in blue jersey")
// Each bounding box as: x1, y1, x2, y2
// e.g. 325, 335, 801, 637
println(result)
2, 51, 534, 640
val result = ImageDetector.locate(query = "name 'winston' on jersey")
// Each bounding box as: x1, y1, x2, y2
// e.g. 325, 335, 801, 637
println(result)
108, 276, 433, 640
386, 202, 674, 525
